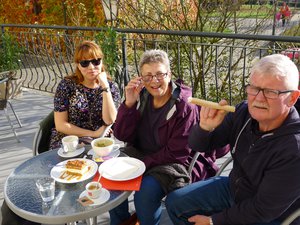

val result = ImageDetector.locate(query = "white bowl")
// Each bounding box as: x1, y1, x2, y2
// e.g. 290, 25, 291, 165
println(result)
91, 137, 114, 157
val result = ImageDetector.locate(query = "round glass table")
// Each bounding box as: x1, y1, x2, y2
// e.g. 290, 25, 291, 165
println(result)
4, 149, 132, 225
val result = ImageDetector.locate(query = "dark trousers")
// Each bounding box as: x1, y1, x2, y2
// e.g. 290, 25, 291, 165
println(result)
1, 200, 40, 225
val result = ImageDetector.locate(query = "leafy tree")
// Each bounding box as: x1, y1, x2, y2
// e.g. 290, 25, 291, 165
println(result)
0, 0, 106, 27
38, 0, 106, 27
116, 0, 281, 102
0, 0, 39, 24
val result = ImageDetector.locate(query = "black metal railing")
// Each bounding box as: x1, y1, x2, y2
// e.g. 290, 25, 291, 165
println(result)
1, 24, 300, 104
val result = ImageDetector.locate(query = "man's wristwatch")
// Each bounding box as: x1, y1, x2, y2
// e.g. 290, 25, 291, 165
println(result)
209, 217, 214, 225
102, 87, 110, 93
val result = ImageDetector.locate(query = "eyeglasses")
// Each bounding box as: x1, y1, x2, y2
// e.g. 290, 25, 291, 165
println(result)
79, 58, 102, 68
141, 72, 168, 82
245, 84, 294, 99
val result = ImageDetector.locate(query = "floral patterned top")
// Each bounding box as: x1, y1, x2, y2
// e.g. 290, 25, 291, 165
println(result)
49, 78, 121, 149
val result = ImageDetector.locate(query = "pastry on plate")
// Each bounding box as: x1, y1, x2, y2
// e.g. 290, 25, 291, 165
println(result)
60, 159, 90, 180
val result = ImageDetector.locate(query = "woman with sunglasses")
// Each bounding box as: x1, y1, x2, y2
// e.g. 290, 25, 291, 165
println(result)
49, 40, 121, 149
0, 40, 121, 225
109, 49, 229, 225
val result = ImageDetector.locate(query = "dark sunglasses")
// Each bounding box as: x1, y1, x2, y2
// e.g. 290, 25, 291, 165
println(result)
79, 58, 102, 68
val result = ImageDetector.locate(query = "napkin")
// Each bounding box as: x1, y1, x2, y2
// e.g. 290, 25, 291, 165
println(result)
93, 172, 142, 191
104, 159, 139, 179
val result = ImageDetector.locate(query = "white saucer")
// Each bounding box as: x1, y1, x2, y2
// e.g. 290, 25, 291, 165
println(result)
57, 147, 85, 158
79, 188, 110, 206
87, 147, 120, 162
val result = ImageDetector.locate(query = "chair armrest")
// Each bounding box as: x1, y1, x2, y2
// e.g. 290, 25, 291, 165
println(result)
281, 208, 300, 225
215, 156, 233, 176
32, 126, 42, 156
99, 124, 113, 138
188, 152, 201, 176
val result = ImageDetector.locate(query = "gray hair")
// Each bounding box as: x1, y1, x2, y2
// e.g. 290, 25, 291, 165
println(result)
250, 54, 299, 90
138, 49, 170, 74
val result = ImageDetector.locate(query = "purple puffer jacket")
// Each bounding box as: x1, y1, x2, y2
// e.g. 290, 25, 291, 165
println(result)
114, 79, 229, 182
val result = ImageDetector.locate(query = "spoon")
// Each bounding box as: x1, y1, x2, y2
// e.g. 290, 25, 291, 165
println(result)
97, 171, 102, 188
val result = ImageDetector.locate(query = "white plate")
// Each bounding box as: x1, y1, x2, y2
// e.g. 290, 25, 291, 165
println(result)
99, 157, 145, 181
50, 158, 98, 184
87, 147, 120, 162
57, 147, 85, 158
79, 188, 110, 206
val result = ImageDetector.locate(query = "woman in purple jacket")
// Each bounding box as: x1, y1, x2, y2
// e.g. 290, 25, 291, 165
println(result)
109, 49, 228, 225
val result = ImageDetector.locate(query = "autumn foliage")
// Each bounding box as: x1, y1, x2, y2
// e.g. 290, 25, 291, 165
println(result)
0, 0, 106, 27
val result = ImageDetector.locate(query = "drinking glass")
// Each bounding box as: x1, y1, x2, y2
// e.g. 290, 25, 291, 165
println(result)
36, 177, 55, 202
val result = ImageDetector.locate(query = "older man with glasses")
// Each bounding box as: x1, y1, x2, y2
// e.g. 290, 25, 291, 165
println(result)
166, 54, 300, 225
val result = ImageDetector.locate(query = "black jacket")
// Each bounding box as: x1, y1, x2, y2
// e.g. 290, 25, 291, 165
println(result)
189, 101, 300, 225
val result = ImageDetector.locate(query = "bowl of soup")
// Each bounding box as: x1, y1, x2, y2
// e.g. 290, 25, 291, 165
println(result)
91, 137, 114, 157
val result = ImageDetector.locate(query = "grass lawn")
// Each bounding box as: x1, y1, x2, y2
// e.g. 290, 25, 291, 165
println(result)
238, 5, 273, 18
212, 4, 298, 19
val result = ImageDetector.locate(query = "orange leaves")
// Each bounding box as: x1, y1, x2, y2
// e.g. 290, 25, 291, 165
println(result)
0, 0, 106, 27
0, 0, 33, 24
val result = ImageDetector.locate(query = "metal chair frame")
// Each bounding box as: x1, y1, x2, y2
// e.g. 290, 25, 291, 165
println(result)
0, 76, 22, 142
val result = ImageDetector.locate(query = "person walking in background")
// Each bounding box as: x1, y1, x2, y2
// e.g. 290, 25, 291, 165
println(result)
49, 40, 121, 149
285, 4, 291, 25
280, 2, 288, 27
275, 11, 281, 27
109, 49, 229, 225
166, 54, 300, 225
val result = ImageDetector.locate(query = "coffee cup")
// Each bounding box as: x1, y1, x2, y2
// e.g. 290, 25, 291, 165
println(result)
85, 181, 102, 199
62, 135, 79, 152
91, 137, 119, 157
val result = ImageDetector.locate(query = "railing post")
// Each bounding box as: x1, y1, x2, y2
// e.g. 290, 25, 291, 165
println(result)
121, 35, 129, 87
1, 25, 4, 35
0, 25, 5, 50
271, 0, 278, 53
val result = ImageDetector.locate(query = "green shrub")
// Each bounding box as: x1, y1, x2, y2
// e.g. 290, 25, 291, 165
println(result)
0, 33, 22, 72
94, 27, 121, 77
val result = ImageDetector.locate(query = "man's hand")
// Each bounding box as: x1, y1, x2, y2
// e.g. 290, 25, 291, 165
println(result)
188, 215, 211, 225
199, 99, 229, 131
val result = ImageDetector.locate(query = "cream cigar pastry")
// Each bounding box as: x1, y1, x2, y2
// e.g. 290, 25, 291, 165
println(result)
188, 97, 236, 112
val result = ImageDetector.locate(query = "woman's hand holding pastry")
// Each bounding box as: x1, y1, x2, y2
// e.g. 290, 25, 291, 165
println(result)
124, 77, 144, 108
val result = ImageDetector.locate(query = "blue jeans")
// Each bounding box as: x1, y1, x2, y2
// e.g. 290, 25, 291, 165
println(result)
109, 175, 165, 225
165, 176, 281, 225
